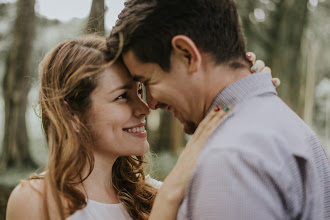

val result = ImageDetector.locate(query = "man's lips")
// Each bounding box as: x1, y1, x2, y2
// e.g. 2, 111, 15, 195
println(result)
160, 105, 183, 122
161, 105, 173, 111
173, 110, 180, 119
156, 103, 169, 110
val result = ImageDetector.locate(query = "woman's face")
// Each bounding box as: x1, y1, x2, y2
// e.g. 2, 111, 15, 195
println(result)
86, 63, 150, 159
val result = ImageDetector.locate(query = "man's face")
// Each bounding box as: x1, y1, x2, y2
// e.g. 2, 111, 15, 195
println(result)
123, 50, 199, 134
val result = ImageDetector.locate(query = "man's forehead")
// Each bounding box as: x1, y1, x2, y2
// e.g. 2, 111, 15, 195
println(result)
122, 50, 139, 65
123, 51, 147, 80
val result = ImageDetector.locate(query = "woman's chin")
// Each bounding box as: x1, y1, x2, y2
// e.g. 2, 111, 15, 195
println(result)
135, 143, 150, 156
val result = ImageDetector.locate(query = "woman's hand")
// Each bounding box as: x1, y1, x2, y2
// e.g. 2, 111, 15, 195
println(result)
247, 52, 280, 88
149, 106, 230, 220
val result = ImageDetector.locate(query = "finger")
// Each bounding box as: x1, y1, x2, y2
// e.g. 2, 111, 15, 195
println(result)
246, 52, 256, 65
251, 60, 265, 73
203, 107, 230, 135
260, 66, 271, 74
193, 106, 230, 142
191, 109, 230, 151
272, 78, 280, 88
194, 106, 220, 132
193, 106, 224, 137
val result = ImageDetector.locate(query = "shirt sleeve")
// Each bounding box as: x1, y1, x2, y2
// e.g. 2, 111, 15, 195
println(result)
184, 148, 294, 220
145, 174, 163, 189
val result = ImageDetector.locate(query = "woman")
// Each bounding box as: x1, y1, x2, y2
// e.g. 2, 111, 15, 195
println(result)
6, 35, 275, 220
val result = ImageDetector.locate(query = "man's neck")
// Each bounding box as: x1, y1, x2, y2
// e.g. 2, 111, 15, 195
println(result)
203, 63, 251, 114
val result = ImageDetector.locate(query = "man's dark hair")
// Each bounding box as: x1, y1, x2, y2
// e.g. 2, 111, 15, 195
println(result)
108, 0, 249, 71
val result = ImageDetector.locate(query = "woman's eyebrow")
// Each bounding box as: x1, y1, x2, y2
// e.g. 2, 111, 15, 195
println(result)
108, 83, 133, 94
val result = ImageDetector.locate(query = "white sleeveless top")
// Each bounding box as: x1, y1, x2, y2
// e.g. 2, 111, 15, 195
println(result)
67, 175, 162, 220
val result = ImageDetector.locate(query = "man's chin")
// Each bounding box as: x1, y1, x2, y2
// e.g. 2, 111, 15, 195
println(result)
173, 112, 197, 134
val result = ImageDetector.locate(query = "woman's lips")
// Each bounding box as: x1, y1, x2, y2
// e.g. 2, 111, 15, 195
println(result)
123, 129, 147, 138
123, 124, 147, 138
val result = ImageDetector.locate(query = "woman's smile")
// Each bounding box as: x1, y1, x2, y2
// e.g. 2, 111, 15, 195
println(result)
123, 123, 147, 138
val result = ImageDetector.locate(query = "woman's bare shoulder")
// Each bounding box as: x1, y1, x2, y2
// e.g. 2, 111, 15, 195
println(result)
6, 179, 46, 220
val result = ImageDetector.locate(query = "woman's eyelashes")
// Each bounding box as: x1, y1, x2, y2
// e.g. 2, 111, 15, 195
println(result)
114, 84, 143, 102
115, 92, 128, 101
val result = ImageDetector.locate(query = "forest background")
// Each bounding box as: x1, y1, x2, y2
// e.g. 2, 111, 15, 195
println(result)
0, 0, 329, 218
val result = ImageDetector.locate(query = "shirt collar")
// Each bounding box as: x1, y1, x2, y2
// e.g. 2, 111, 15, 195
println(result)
208, 72, 277, 113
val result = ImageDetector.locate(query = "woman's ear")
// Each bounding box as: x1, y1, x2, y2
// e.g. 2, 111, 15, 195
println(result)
171, 35, 202, 73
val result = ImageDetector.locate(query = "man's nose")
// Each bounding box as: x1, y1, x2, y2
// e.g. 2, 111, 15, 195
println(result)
145, 88, 159, 110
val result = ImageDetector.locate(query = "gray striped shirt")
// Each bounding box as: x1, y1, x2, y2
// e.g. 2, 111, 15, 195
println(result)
177, 73, 330, 220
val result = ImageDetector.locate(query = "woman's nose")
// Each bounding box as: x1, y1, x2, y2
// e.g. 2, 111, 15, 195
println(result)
134, 96, 151, 117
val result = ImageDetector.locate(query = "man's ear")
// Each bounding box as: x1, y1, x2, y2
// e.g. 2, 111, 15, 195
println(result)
171, 35, 202, 73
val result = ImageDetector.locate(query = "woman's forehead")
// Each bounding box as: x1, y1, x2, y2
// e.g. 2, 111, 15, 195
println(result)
97, 65, 135, 92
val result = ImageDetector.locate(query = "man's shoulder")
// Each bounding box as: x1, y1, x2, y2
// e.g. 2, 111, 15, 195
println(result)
209, 95, 317, 152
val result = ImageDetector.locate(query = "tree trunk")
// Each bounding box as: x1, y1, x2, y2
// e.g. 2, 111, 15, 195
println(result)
270, 0, 309, 117
303, 36, 317, 126
238, 0, 310, 117
85, 0, 105, 35
0, 0, 37, 170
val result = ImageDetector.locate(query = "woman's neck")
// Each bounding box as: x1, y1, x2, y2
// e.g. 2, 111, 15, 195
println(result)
79, 153, 120, 204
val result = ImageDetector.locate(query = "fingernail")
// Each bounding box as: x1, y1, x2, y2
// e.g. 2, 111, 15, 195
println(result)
214, 106, 220, 112
252, 67, 258, 72
274, 78, 280, 86
223, 106, 229, 112
246, 52, 252, 58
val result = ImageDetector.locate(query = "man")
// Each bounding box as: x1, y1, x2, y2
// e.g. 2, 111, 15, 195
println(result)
107, 0, 330, 219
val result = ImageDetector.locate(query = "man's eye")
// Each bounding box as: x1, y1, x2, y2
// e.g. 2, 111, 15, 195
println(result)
115, 92, 127, 100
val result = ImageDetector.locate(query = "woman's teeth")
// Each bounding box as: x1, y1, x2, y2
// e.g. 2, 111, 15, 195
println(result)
124, 126, 145, 133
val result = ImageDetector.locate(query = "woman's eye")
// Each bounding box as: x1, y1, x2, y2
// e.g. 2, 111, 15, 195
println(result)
115, 92, 127, 100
